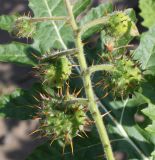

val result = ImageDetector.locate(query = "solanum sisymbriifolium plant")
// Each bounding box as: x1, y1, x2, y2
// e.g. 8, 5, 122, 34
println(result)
1, 0, 155, 159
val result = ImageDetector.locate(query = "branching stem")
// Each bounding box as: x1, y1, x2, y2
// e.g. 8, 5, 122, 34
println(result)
87, 64, 114, 75
18, 16, 69, 23
80, 17, 109, 35
65, 0, 115, 159
40, 48, 78, 62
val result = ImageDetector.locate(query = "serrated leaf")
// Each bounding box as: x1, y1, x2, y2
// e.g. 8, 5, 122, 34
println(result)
80, 2, 113, 25
27, 128, 104, 160
80, 2, 113, 39
0, 42, 36, 65
0, 15, 16, 32
139, 0, 155, 28
142, 104, 155, 121
100, 95, 154, 159
0, 87, 38, 120
29, 0, 74, 52
0, 15, 38, 65
73, 0, 92, 18
134, 24, 155, 75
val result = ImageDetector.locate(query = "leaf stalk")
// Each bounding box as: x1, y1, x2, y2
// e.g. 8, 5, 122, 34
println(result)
17, 16, 69, 23
87, 64, 114, 75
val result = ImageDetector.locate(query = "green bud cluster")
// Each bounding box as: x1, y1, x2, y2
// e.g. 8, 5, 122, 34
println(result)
38, 94, 90, 146
107, 11, 138, 38
40, 56, 72, 88
104, 57, 142, 98
12, 16, 36, 38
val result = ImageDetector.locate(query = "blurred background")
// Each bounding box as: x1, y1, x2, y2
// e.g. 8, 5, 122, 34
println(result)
0, 0, 142, 160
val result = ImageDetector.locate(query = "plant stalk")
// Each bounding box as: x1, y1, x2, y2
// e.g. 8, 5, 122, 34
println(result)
40, 48, 78, 62
17, 16, 69, 23
87, 64, 114, 74
65, 0, 115, 159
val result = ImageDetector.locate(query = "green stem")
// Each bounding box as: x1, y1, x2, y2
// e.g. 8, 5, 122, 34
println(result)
64, 98, 88, 105
80, 17, 109, 34
40, 48, 78, 62
87, 64, 114, 74
65, 0, 115, 160
17, 16, 69, 23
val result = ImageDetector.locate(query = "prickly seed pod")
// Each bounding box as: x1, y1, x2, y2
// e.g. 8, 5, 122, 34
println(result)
12, 16, 36, 38
107, 11, 138, 38
40, 56, 72, 88
104, 57, 143, 98
37, 93, 90, 147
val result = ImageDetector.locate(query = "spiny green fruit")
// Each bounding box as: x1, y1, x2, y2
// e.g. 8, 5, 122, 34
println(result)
41, 56, 72, 88
107, 11, 138, 38
37, 93, 90, 147
104, 57, 142, 98
12, 16, 36, 38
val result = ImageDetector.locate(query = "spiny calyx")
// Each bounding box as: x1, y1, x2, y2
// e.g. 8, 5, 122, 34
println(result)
107, 11, 138, 38
12, 16, 36, 38
39, 56, 72, 88
104, 57, 142, 98
37, 93, 90, 147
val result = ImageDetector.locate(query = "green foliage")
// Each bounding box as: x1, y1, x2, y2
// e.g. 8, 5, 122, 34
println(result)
134, 24, 155, 75
139, 0, 155, 27
0, 87, 39, 119
80, 2, 113, 39
0, 0, 155, 160
0, 15, 16, 32
29, 0, 74, 52
73, 0, 92, 18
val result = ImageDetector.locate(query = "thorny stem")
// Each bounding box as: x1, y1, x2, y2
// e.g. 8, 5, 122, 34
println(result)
17, 16, 69, 23
64, 98, 88, 105
65, 0, 115, 160
40, 48, 78, 62
80, 17, 109, 35
87, 64, 114, 75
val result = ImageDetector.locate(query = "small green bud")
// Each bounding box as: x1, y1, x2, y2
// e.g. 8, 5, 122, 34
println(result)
107, 11, 139, 38
40, 56, 72, 88
104, 57, 143, 98
12, 16, 36, 38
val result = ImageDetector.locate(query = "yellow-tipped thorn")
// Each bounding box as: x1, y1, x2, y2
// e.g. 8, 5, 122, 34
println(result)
66, 81, 70, 97
76, 133, 84, 138
97, 53, 105, 62
101, 111, 112, 118
50, 135, 57, 145
98, 92, 109, 101
75, 87, 83, 97
103, 84, 109, 90
71, 64, 80, 67
32, 96, 39, 102
91, 60, 94, 66
42, 79, 48, 85
39, 93, 46, 99
70, 140, 74, 155
62, 144, 66, 155
30, 53, 39, 60
82, 130, 88, 138
29, 129, 41, 136
58, 87, 63, 97
94, 80, 104, 87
